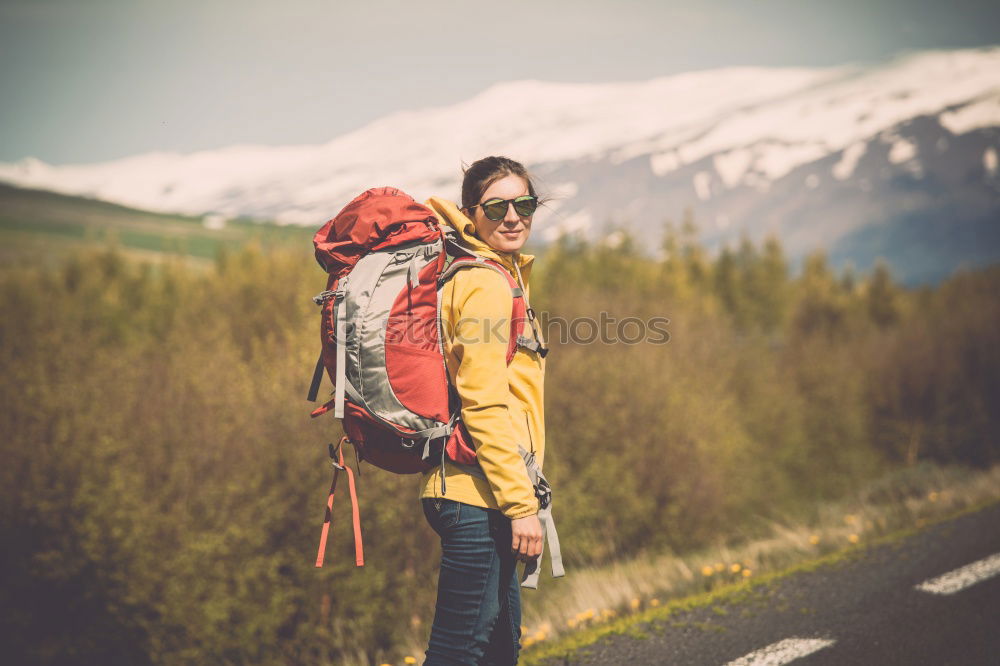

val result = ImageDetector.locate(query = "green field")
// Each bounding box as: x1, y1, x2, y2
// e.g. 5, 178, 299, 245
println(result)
0, 182, 313, 264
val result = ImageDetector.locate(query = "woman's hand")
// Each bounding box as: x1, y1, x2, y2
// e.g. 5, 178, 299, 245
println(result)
510, 514, 543, 562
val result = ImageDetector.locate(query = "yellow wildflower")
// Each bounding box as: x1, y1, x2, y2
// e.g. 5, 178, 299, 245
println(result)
848, 533, 859, 544
730, 563, 742, 573
404, 658, 417, 665
742, 569, 752, 577
701, 565, 714, 576
630, 598, 640, 610
650, 598, 661, 607
808, 534, 820, 545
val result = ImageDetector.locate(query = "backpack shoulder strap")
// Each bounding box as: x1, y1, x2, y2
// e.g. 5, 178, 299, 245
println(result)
437, 255, 525, 364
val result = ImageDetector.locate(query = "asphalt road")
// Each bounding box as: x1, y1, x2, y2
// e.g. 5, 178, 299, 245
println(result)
553, 502, 1000, 666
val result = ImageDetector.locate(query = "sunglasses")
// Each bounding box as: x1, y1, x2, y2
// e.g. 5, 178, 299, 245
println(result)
469, 195, 539, 221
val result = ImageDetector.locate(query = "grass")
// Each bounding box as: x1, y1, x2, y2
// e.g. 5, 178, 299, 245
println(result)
514, 462, 1000, 665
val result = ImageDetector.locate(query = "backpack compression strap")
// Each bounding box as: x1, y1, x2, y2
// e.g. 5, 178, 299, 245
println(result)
307, 352, 325, 403
516, 446, 565, 588
307, 288, 338, 403
315, 436, 364, 568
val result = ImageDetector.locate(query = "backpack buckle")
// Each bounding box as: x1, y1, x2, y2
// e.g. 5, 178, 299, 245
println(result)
535, 479, 552, 510
328, 441, 346, 470
312, 290, 337, 305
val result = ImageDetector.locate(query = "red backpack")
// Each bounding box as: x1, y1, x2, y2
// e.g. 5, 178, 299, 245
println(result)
307, 187, 549, 569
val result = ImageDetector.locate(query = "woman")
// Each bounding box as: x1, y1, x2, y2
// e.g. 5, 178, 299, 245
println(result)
420, 156, 549, 665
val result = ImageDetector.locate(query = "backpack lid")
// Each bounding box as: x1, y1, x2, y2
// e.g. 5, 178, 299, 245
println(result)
313, 186, 440, 276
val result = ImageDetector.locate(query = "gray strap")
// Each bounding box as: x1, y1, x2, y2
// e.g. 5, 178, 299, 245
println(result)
513, 445, 564, 588
410, 421, 453, 440
517, 446, 542, 489
439, 435, 447, 495
512, 262, 549, 357
343, 378, 363, 407
544, 506, 564, 577
442, 231, 482, 259
414, 412, 461, 496
407, 252, 420, 289
333, 294, 348, 419
516, 335, 542, 353
520, 504, 564, 588
417, 410, 459, 450
312, 290, 336, 305
436, 255, 491, 287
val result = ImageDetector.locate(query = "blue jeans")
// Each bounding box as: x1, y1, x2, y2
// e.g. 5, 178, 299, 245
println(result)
422, 498, 522, 665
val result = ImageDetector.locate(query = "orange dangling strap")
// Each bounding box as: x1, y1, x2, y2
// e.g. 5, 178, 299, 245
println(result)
314, 440, 342, 568
342, 443, 364, 566
315, 436, 364, 568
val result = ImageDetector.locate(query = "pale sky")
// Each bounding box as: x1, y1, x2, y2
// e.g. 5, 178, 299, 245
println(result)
1, 0, 998, 164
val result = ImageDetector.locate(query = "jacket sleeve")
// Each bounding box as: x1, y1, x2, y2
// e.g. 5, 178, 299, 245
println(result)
444, 269, 539, 519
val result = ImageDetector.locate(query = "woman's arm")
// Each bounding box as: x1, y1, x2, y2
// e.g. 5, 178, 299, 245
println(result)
445, 270, 539, 520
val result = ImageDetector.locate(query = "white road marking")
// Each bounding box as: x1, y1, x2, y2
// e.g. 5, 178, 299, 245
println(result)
915, 552, 1000, 595
723, 637, 836, 666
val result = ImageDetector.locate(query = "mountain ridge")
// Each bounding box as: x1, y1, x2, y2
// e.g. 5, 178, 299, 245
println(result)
1, 46, 998, 284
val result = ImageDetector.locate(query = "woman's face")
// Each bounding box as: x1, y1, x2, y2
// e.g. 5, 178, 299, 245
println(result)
466, 174, 533, 254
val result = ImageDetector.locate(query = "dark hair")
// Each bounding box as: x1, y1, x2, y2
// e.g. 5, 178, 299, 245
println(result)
460, 156, 540, 212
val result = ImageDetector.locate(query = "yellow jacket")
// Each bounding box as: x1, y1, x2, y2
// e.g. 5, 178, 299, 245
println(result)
419, 196, 547, 520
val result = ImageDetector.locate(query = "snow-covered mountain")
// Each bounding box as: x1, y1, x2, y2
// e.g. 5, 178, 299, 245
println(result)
2, 47, 999, 283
